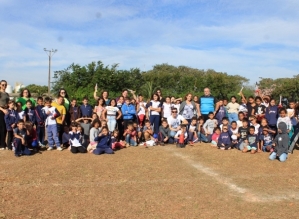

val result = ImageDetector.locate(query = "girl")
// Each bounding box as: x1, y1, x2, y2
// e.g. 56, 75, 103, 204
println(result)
69, 123, 87, 154
215, 100, 226, 125
4, 100, 19, 150
111, 130, 125, 150
87, 120, 101, 153
94, 98, 106, 120
211, 127, 221, 147
197, 116, 209, 143
226, 96, 240, 124
136, 95, 147, 128
93, 126, 114, 155
105, 99, 122, 133
252, 96, 265, 123
149, 93, 162, 135
25, 121, 39, 152
162, 96, 172, 119
258, 118, 276, 137
179, 93, 199, 125
91, 112, 99, 122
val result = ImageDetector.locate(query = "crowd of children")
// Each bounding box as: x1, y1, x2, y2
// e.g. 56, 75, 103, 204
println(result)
0, 83, 298, 163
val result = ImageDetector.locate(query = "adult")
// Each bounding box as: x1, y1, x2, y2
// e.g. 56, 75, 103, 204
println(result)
52, 95, 66, 141
198, 88, 218, 121
156, 89, 165, 104
167, 108, 188, 142
0, 80, 9, 149
17, 89, 36, 110
179, 93, 200, 124
93, 86, 110, 106
58, 89, 70, 125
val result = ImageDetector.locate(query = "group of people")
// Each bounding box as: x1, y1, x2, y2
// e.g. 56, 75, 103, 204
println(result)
0, 79, 297, 162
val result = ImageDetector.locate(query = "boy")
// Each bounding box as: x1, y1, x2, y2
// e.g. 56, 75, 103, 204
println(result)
277, 108, 292, 133
143, 120, 154, 142
269, 122, 289, 162
167, 108, 188, 141
5, 100, 19, 150
75, 116, 92, 148
35, 97, 45, 147
219, 117, 229, 131
24, 100, 36, 124
217, 125, 232, 150
52, 95, 66, 142
287, 100, 297, 130
13, 120, 31, 157
69, 98, 82, 122
237, 119, 249, 150
236, 112, 245, 128
174, 125, 188, 148
203, 112, 218, 140
188, 117, 198, 145
42, 97, 63, 151
121, 97, 137, 131
197, 116, 209, 143
249, 116, 260, 135
242, 126, 258, 154
158, 119, 170, 145
124, 123, 137, 147
259, 128, 273, 152
80, 97, 93, 118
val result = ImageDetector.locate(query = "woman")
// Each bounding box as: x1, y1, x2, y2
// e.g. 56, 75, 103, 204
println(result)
0, 80, 9, 149
94, 98, 106, 120
17, 89, 36, 110
94, 86, 110, 105
149, 93, 162, 134
105, 99, 122, 132
179, 93, 199, 125
58, 89, 70, 125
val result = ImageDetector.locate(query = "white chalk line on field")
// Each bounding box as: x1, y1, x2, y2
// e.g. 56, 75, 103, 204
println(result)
165, 148, 299, 203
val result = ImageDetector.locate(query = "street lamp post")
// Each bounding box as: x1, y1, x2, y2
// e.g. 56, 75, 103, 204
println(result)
44, 48, 57, 96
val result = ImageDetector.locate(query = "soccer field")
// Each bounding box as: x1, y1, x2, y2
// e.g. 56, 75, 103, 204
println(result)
1, 144, 299, 219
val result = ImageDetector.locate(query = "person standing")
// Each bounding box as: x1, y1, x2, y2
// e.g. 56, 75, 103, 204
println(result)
51, 95, 66, 142
198, 88, 218, 121
179, 93, 200, 125
58, 89, 70, 125
0, 80, 9, 149
16, 89, 36, 110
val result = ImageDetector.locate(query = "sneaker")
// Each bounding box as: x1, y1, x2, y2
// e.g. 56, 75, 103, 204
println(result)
0, 148, 5, 150
189, 141, 194, 146
47, 147, 53, 151
125, 143, 130, 148
56, 147, 63, 151
193, 138, 199, 143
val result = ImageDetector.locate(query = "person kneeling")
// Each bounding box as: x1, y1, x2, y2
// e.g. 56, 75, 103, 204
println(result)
69, 123, 87, 154
175, 125, 188, 148
269, 122, 289, 162
13, 120, 31, 157
93, 126, 114, 155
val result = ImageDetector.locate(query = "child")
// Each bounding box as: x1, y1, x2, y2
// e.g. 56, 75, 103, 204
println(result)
174, 125, 188, 148
260, 128, 273, 152
229, 121, 238, 148
219, 117, 229, 131
124, 123, 137, 147
252, 96, 265, 123
136, 95, 147, 128
162, 96, 173, 119
188, 117, 198, 145
242, 126, 258, 154
203, 112, 218, 141
237, 119, 249, 150
197, 116, 209, 143
258, 118, 276, 137
288, 100, 297, 130
211, 127, 221, 147
87, 120, 101, 153
35, 97, 46, 147
76, 116, 93, 148
236, 112, 245, 128
5, 100, 19, 150
215, 100, 226, 125
217, 125, 232, 150
42, 97, 63, 151
62, 126, 70, 148
269, 122, 289, 162
111, 130, 125, 150
142, 120, 154, 142
94, 98, 106, 120
24, 100, 36, 124
226, 96, 240, 124
249, 116, 260, 135
265, 99, 279, 131
93, 126, 114, 155
80, 97, 93, 118
158, 119, 170, 145
277, 108, 292, 133
25, 121, 39, 152
69, 123, 87, 154
16, 101, 26, 121
13, 120, 31, 157
69, 98, 82, 122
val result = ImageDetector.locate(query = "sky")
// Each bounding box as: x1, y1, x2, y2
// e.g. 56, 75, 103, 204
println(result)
0, 0, 298, 88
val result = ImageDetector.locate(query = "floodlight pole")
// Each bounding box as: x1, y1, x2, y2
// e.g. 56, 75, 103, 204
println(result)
44, 48, 57, 96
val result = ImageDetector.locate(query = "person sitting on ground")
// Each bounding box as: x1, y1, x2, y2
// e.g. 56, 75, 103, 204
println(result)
167, 108, 188, 143
197, 116, 209, 143
217, 125, 232, 150
142, 120, 154, 142
76, 116, 92, 148
260, 127, 273, 152
13, 120, 31, 157
242, 126, 258, 154
158, 119, 170, 145
111, 130, 125, 150
210, 127, 221, 147
203, 112, 218, 142
188, 117, 198, 145
174, 125, 188, 148
237, 119, 249, 150
123, 123, 137, 147
92, 126, 114, 155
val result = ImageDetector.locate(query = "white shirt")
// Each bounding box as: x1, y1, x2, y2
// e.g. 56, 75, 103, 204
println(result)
150, 100, 161, 116
106, 106, 119, 116
163, 103, 172, 118
175, 130, 188, 138
250, 123, 260, 135
167, 115, 185, 129
173, 104, 180, 112
18, 111, 25, 120
42, 106, 57, 125
138, 101, 147, 116
69, 131, 82, 147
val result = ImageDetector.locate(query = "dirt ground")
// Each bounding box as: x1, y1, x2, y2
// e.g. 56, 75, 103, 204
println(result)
1, 143, 299, 219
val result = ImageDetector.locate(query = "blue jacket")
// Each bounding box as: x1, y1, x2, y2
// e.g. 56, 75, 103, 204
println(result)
199, 95, 215, 115
24, 107, 36, 124
218, 132, 231, 145
215, 106, 226, 124
80, 104, 93, 117
4, 109, 19, 131
35, 105, 45, 126
94, 135, 112, 149
265, 105, 278, 126
121, 104, 136, 120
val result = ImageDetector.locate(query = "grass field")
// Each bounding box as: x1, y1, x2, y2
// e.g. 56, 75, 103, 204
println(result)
1, 143, 299, 219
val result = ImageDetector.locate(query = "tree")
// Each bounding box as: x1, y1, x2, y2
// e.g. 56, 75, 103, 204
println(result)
20, 84, 48, 96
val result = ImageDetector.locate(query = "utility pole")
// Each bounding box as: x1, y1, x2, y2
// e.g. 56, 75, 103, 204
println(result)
44, 48, 57, 96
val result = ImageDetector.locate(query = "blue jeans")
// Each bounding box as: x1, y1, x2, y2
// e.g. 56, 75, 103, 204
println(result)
46, 124, 61, 148
198, 133, 209, 142
36, 125, 45, 144
228, 113, 238, 124
150, 115, 160, 134
107, 115, 117, 132
93, 147, 114, 155
125, 134, 137, 146
13, 138, 31, 156
269, 152, 287, 162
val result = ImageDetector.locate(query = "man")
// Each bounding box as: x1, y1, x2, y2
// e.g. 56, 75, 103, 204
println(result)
167, 108, 188, 143
51, 95, 66, 142
198, 88, 219, 121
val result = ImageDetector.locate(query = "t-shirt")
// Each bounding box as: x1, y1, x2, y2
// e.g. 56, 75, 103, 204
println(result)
150, 100, 161, 116
254, 104, 266, 116
189, 124, 197, 132
203, 119, 218, 134
106, 106, 119, 116
13, 127, 26, 138
80, 122, 91, 140
173, 104, 180, 112
239, 104, 248, 113
226, 102, 240, 114
62, 132, 70, 144
18, 111, 26, 120
51, 101, 66, 125
138, 101, 147, 116
247, 134, 258, 146
16, 97, 36, 110
259, 134, 272, 145
246, 103, 254, 117
0, 92, 9, 107
90, 127, 100, 142
167, 115, 185, 129
182, 103, 194, 119
238, 126, 249, 140
42, 106, 58, 126
175, 130, 188, 138
162, 103, 172, 118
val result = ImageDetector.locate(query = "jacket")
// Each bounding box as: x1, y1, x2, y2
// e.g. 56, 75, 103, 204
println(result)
274, 122, 289, 156
94, 135, 112, 149
4, 109, 19, 131
218, 132, 231, 145
121, 104, 136, 120
69, 105, 82, 122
